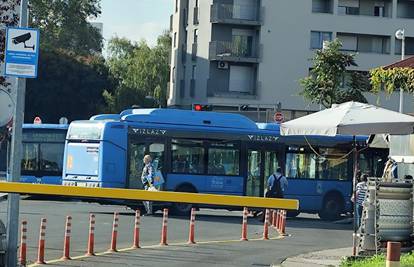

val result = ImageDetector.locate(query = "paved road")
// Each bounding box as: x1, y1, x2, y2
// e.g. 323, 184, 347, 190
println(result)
0, 197, 353, 266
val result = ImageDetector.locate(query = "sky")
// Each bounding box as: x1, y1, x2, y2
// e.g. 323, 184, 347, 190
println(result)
94, 0, 173, 47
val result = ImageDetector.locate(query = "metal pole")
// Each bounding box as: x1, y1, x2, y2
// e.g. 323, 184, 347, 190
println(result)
399, 36, 405, 113
352, 136, 358, 256
6, 1, 28, 266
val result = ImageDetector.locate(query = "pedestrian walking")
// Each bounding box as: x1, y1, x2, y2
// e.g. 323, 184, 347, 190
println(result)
266, 167, 288, 199
141, 154, 155, 215
355, 174, 368, 227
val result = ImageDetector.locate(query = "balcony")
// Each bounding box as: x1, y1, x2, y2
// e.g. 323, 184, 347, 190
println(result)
337, 33, 390, 54
312, 0, 333, 14
209, 41, 260, 63
337, 0, 392, 18
210, 3, 262, 26
207, 79, 260, 98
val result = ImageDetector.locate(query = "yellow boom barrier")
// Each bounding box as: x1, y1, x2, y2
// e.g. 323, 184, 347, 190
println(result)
0, 182, 299, 210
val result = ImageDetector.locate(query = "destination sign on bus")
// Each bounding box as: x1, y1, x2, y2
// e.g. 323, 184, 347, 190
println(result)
23, 132, 66, 142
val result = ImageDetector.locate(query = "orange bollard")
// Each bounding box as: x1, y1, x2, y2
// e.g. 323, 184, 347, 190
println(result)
35, 218, 47, 265
280, 210, 287, 235
132, 210, 141, 249
86, 214, 96, 256
386, 242, 401, 267
272, 210, 277, 228
262, 209, 270, 240
277, 210, 283, 231
241, 207, 248, 241
108, 212, 119, 252
19, 221, 27, 266
61, 216, 72, 260
160, 208, 169, 246
188, 208, 196, 244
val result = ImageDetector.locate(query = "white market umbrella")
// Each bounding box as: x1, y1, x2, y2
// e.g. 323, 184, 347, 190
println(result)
280, 101, 414, 137
280, 101, 414, 256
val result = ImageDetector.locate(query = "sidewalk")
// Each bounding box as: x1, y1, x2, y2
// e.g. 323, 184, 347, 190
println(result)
281, 247, 351, 267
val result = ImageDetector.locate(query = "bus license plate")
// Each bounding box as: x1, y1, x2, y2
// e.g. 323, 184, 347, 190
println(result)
77, 182, 88, 187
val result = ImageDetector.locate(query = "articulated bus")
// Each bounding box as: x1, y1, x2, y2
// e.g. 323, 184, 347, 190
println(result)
0, 124, 68, 184
62, 109, 387, 219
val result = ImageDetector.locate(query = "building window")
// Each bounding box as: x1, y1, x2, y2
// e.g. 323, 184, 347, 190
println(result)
171, 139, 204, 174
174, 32, 177, 48
312, 0, 333, 13
172, 67, 176, 83
208, 142, 240, 176
374, 5, 384, 17
338, 0, 359, 15
175, 0, 178, 12
193, 29, 199, 43
310, 31, 332, 49
191, 65, 197, 79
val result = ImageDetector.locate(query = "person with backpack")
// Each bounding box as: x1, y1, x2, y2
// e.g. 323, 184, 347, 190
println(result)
266, 167, 288, 198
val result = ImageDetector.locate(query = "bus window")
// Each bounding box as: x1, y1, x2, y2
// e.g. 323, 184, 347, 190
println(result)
172, 139, 204, 174
247, 150, 261, 197
208, 142, 239, 176
285, 152, 316, 179
22, 143, 39, 171
149, 143, 165, 171
40, 143, 64, 172
128, 143, 146, 189
318, 148, 349, 180
264, 151, 279, 180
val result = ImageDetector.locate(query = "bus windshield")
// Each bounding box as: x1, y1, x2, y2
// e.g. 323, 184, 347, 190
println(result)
68, 122, 104, 140
21, 143, 65, 174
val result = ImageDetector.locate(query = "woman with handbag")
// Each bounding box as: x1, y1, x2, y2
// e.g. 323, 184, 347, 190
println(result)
141, 155, 155, 215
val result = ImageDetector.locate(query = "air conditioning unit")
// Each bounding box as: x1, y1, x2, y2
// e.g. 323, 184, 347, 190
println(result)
217, 61, 229, 69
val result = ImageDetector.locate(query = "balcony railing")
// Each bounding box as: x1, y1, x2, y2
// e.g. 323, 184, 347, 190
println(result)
209, 41, 260, 63
207, 78, 260, 98
210, 3, 261, 25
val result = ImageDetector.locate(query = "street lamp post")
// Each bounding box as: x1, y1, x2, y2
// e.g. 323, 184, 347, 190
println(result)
396, 29, 405, 113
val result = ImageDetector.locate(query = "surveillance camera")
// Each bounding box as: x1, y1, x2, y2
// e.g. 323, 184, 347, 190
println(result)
12, 32, 35, 50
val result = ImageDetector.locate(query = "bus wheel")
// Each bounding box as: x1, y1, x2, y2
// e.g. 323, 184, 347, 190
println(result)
318, 195, 343, 221
171, 185, 196, 216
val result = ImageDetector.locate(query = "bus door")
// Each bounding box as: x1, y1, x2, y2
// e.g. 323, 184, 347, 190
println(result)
127, 138, 166, 189
246, 145, 283, 197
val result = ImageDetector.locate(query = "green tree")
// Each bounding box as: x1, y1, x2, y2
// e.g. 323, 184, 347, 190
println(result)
105, 32, 171, 112
300, 39, 369, 108
26, 49, 112, 123
30, 0, 103, 54
370, 67, 414, 94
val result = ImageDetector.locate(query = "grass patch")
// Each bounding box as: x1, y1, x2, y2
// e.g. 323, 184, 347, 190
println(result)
341, 253, 414, 267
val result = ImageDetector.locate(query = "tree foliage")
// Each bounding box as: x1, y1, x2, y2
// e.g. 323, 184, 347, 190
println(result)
300, 39, 369, 108
30, 0, 103, 54
104, 31, 171, 112
370, 67, 414, 94
26, 49, 112, 123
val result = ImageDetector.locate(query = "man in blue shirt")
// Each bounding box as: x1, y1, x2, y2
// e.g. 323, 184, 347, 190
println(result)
266, 167, 288, 198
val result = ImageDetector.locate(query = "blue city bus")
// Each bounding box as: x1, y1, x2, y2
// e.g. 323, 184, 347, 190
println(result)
62, 109, 386, 219
0, 124, 68, 184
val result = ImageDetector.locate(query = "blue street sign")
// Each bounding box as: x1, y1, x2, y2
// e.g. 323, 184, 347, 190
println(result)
4, 27, 40, 78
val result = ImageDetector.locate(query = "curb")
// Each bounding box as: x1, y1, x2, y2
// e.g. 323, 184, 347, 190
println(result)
280, 247, 351, 267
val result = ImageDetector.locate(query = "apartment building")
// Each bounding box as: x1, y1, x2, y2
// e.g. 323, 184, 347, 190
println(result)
168, 0, 414, 120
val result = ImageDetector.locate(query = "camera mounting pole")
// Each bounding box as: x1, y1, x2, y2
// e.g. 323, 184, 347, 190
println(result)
6, 0, 28, 266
